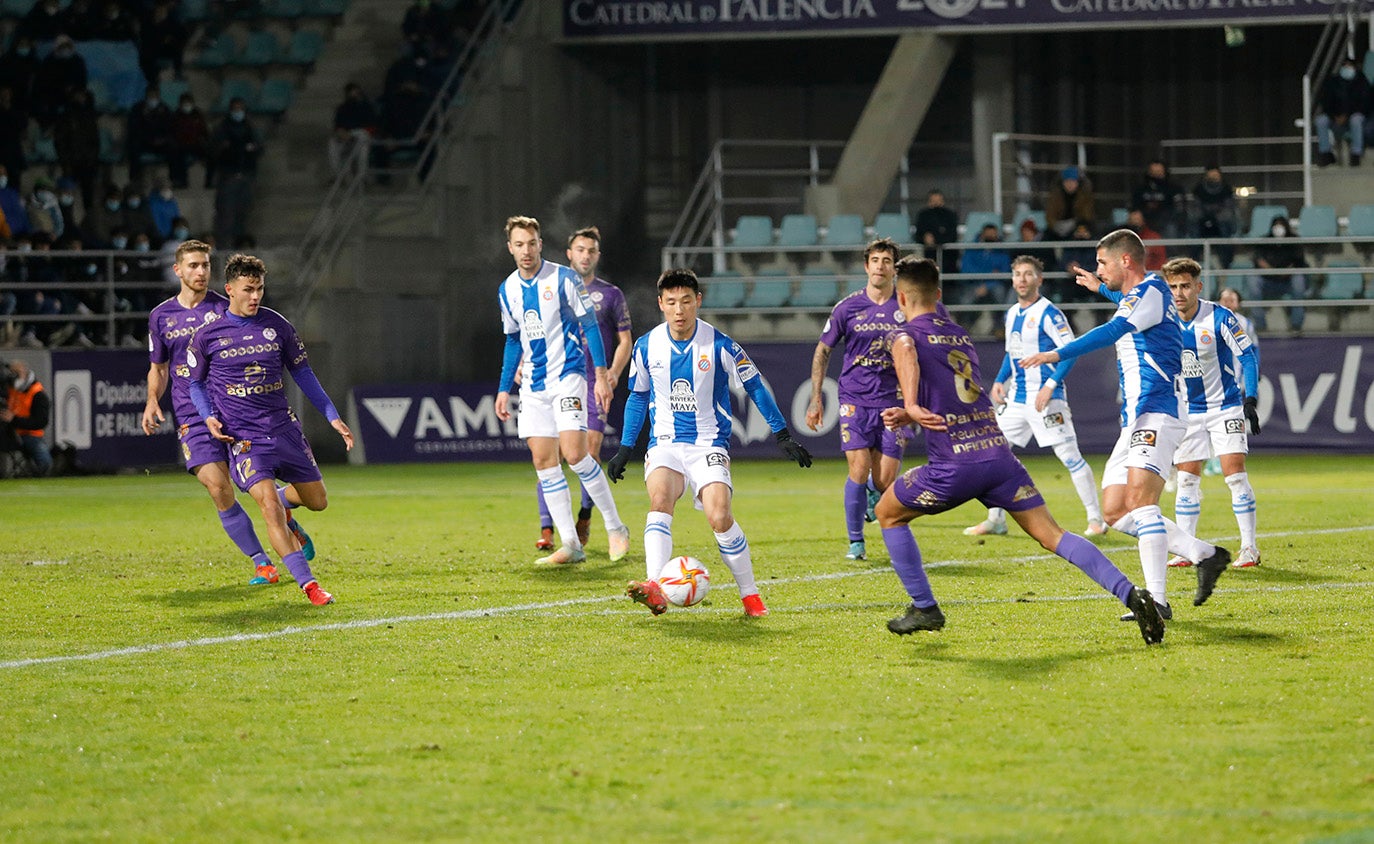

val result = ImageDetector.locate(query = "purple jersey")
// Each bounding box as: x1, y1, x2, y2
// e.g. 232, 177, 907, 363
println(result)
819, 290, 906, 407
582, 277, 631, 379
186, 307, 309, 440
148, 290, 228, 424
901, 311, 1012, 465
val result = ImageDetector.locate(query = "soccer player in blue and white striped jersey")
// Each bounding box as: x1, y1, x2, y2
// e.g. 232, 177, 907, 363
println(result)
494, 216, 629, 566
1023, 230, 1231, 617
1163, 258, 1262, 568
964, 255, 1106, 539
605, 268, 813, 618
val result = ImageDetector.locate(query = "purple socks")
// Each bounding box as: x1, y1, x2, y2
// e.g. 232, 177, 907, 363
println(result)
218, 502, 266, 560
881, 525, 936, 608
281, 550, 314, 586
844, 479, 866, 542
1055, 532, 1134, 605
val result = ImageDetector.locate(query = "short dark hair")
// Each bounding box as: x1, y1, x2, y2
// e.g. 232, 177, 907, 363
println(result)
657, 267, 699, 295
894, 255, 941, 299
1098, 229, 1146, 266
864, 237, 899, 262
225, 253, 266, 283
567, 226, 601, 248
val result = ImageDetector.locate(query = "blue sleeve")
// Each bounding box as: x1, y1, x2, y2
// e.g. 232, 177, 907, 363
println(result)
743, 373, 788, 433
1240, 346, 1260, 397
189, 378, 214, 421
1098, 282, 1123, 303
619, 387, 649, 447
288, 361, 341, 422
995, 354, 1012, 384
1052, 316, 1132, 362
1049, 357, 1077, 384
498, 333, 520, 393
580, 309, 607, 369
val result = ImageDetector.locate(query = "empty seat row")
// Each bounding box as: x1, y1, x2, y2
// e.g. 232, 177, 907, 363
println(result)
211, 77, 296, 114
731, 213, 915, 249
196, 29, 325, 69
701, 268, 867, 310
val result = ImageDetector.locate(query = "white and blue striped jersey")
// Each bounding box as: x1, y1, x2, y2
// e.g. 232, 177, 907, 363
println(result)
627, 319, 784, 448
1180, 300, 1257, 414
1003, 297, 1075, 403
497, 260, 594, 393
1112, 273, 1184, 426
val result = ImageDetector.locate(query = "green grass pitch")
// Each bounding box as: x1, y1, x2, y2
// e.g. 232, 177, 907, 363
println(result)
2, 455, 1372, 842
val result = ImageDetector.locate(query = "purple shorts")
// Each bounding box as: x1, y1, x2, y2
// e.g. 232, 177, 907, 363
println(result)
228, 423, 322, 493
179, 421, 230, 472
892, 457, 1045, 515
839, 403, 913, 459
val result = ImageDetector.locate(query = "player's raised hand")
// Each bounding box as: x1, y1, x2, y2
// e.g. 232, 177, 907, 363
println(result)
141, 402, 164, 436
605, 445, 633, 482
1020, 350, 1059, 369
1073, 266, 1103, 293
205, 416, 233, 442
775, 429, 812, 468
332, 418, 354, 451
1244, 396, 1261, 435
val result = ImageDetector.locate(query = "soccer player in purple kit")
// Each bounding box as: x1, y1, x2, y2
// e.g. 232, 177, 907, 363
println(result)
532, 226, 633, 551
141, 239, 282, 586
186, 254, 354, 606
875, 256, 1165, 644
805, 237, 913, 561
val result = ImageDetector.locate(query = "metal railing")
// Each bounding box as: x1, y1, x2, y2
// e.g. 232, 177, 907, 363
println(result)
0, 248, 170, 347
287, 0, 521, 316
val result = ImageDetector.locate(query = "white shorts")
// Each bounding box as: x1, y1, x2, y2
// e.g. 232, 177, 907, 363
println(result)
1102, 412, 1186, 487
1174, 406, 1249, 464
996, 398, 1078, 448
516, 374, 587, 439
645, 442, 733, 511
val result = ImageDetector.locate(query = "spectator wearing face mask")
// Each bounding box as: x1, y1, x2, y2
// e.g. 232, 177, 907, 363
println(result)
53, 177, 85, 243
169, 92, 211, 189
85, 185, 123, 246
0, 36, 40, 115
1315, 56, 1370, 167
957, 223, 1013, 306
121, 185, 159, 243
128, 86, 176, 182
0, 165, 30, 236
1252, 215, 1308, 334
33, 34, 86, 126
24, 177, 63, 240
140, 1, 189, 84
53, 87, 100, 210
210, 97, 263, 247
147, 179, 181, 240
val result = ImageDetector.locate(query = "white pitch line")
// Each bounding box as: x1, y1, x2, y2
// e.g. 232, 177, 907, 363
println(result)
4, 524, 1372, 671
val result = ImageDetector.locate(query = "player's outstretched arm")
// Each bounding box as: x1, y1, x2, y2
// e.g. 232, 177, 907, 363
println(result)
774, 429, 812, 468
331, 418, 354, 451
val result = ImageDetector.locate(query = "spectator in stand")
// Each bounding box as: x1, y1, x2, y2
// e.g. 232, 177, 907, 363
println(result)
19, 0, 66, 42
53, 87, 100, 210
0, 165, 29, 236
158, 216, 192, 288
402, 0, 454, 56
61, 0, 98, 41
121, 184, 159, 243
1126, 209, 1166, 271
1014, 216, 1056, 276
85, 184, 123, 246
376, 77, 433, 179
914, 188, 958, 274
1252, 215, 1308, 334
0, 87, 28, 187
1314, 56, 1369, 167
169, 91, 211, 189
25, 177, 64, 240
128, 85, 175, 183
1058, 221, 1101, 313
5, 233, 60, 348
957, 223, 1012, 306
54, 177, 85, 243
0, 36, 40, 115
1044, 166, 1095, 239
1190, 163, 1238, 269
1130, 159, 1186, 238
33, 35, 86, 126
210, 97, 263, 247
329, 82, 378, 178
384, 51, 437, 103
147, 178, 180, 240
23, 231, 70, 346
92, 0, 139, 43
139, 1, 188, 84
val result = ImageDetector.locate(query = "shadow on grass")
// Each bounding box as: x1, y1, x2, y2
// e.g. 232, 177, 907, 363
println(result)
1172, 622, 1289, 647
519, 558, 631, 584
642, 611, 785, 644
146, 583, 287, 608
916, 644, 1111, 679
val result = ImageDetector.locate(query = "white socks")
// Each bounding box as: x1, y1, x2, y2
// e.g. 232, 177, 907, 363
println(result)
536, 466, 579, 550
1054, 441, 1102, 523
1174, 470, 1202, 537
1129, 505, 1169, 605
644, 511, 673, 579
570, 455, 624, 532
1226, 471, 1258, 549
714, 520, 758, 598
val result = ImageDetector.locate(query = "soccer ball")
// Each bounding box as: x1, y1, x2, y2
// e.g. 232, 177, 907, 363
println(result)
658, 555, 710, 607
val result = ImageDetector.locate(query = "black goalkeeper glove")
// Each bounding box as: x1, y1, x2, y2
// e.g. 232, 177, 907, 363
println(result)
775, 428, 813, 468
1243, 396, 1260, 435
605, 445, 634, 483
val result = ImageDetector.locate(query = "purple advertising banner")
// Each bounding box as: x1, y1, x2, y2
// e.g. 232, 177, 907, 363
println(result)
351, 336, 1374, 463
50, 349, 178, 469
563, 0, 1333, 40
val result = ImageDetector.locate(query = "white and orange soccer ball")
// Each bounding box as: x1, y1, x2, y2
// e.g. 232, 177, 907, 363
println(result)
657, 555, 710, 607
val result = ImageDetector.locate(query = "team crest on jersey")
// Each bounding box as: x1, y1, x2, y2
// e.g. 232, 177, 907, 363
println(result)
697, 355, 711, 372
244, 363, 267, 384
523, 309, 546, 339
263, 328, 277, 341
591, 291, 604, 303
542, 287, 554, 301
1012, 484, 1040, 503
1130, 429, 1158, 448
1181, 350, 1204, 378
1225, 419, 1245, 434
1042, 412, 1064, 428
839, 403, 856, 418
559, 397, 583, 412
706, 452, 729, 468
669, 378, 697, 412
734, 348, 759, 381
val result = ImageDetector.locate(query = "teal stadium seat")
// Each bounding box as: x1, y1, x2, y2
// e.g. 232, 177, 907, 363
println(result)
731, 215, 773, 248
1111, 207, 1130, 227
1015, 210, 1047, 233
1364, 50, 1374, 85
97, 125, 123, 164
872, 212, 910, 243
237, 31, 280, 67
841, 269, 867, 296
1321, 260, 1366, 299
1346, 204, 1374, 237
1298, 205, 1337, 238
159, 78, 190, 108
304, 0, 348, 17
1, 0, 37, 16
214, 78, 259, 113
255, 78, 294, 115
195, 33, 238, 69
745, 269, 792, 308
792, 267, 839, 307
284, 30, 324, 65
702, 273, 746, 309
963, 211, 1002, 241
1245, 204, 1290, 238
181, 0, 210, 21
823, 214, 866, 247
87, 77, 119, 113
263, 0, 307, 17
777, 214, 819, 248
